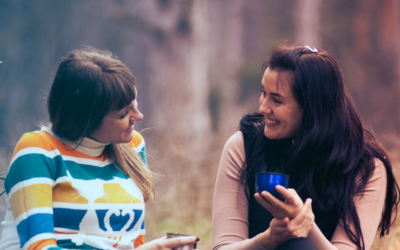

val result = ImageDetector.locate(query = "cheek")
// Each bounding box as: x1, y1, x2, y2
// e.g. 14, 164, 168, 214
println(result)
292, 112, 303, 131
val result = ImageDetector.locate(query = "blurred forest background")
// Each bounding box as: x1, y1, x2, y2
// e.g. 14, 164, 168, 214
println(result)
1, 0, 400, 249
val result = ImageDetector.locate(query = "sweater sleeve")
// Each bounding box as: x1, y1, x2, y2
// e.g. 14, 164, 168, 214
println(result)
307, 159, 387, 250
4, 132, 61, 250
212, 132, 267, 250
331, 159, 387, 249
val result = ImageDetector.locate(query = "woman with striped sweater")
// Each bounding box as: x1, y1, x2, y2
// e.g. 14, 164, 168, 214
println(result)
0, 47, 198, 250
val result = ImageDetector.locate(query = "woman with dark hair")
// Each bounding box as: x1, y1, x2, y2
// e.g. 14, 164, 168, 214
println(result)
212, 45, 399, 250
0, 48, 198, 250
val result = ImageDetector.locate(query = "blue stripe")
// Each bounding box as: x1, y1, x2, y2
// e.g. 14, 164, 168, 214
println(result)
54, 208, 87, 230
17, 213, 54, 247
96, 209, 143, 232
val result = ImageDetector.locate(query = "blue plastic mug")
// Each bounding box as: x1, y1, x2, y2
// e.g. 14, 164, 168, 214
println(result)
256, 172, 289, 199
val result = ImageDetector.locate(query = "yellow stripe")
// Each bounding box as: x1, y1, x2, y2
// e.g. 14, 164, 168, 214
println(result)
53, 182, 88, 204
129, 131, 143, 148
95, 183, 142, 204
10, 183, 52, 218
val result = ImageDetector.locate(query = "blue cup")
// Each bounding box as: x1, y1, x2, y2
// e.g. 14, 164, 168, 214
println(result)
256, 172, 289, 199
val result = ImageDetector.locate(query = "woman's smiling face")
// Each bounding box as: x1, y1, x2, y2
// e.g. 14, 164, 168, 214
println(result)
259, 68, 303, 140
89, 98, 143, 144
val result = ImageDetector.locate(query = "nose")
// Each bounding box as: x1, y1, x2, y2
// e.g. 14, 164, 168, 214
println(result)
259, 98, 272, 115
129, 109, 143, 123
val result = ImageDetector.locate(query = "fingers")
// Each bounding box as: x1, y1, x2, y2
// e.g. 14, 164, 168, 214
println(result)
275, 186, 302, 206
255, 192, 289, 219
162, 236, 199, 248
287, 199, 314, 237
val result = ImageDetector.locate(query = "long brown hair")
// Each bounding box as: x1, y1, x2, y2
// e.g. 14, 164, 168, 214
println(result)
240, 45, 399, 249
48, 47, 154, 202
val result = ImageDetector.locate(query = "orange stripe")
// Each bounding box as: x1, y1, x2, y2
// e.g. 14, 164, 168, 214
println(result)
134, 235, 145, 248
27, 239, 57, 250
13, 131, 106, 161
14, 129, 142, 161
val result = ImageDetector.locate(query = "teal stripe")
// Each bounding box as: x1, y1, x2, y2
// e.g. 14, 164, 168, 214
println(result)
64, 161, 128, 180
5, 154, 129, 194
5, 154, 55, 194
139, 146, 147, 166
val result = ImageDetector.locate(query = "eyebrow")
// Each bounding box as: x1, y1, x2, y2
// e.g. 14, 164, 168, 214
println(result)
261, 85, 286, 100
270, 92, 286, 100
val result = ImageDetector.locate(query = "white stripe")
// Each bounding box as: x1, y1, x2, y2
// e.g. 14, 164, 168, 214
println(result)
62, 155, 112, 167
10, 148, 60, 166
52, 202, 144, 210
22, 233, 55, 250
11, 147, 113, 168
9, 178, 54, 200
54, 176, 70, 185
134, 139, 145, 153
15, 207, 53, 226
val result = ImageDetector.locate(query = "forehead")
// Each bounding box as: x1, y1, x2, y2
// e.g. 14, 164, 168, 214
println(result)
262, 68, 293, 93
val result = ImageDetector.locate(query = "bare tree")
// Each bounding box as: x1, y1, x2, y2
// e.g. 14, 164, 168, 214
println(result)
295, 0, 322, 47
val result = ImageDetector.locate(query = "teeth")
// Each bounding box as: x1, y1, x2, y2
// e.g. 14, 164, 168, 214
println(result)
266, 119, 279, 124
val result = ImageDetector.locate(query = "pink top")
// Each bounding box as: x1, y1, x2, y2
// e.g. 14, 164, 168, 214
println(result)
212, 132, 387, 250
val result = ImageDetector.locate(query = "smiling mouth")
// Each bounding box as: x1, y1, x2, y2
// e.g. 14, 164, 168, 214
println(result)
266, 118, 280, 124
126, 124, 134, 131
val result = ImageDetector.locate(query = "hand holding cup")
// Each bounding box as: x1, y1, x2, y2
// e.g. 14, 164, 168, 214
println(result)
254, 172, 302, 219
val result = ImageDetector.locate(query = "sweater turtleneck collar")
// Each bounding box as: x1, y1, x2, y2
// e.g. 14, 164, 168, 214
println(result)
42, 127, 110, 158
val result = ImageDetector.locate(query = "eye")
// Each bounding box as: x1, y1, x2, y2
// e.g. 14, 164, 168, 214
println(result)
273, 98, 283, 104
119, 110, 129, 119
260, 89, 266, 96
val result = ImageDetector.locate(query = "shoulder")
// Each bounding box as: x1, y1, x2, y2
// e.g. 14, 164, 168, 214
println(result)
127, 130, 145, 152
220, 131, 246, 169
225, 131, 245, 152
370, 158, 387, 184
12, 130, 59, 157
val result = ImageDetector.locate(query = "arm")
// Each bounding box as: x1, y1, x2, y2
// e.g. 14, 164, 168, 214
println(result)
212, 132, 315, 250
212, 132, 267, 250
307, 158, 387, 250
5, 133, 61, 250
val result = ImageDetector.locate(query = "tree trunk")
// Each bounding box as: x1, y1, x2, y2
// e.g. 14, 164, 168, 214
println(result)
295, 0, 322, 47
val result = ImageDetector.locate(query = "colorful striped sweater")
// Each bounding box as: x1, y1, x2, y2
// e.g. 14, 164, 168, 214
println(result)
1, 127, 147, 250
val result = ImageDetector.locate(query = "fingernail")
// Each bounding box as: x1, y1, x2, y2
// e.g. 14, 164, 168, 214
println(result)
196, 237, 200, 242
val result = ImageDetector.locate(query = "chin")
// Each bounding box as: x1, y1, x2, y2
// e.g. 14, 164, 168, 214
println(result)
264, 129, 278, 140
122, 135, 134, 143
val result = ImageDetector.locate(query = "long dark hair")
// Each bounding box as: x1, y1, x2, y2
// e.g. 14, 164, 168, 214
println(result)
48, 47, 154, 202
239, 45, 399, 249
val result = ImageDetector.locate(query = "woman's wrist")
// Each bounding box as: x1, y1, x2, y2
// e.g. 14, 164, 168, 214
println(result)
257, 228, 275, 250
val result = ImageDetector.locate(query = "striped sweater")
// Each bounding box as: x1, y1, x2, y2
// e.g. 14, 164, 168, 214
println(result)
1, 127, 147, 250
